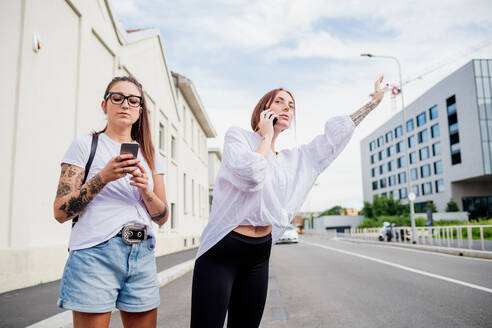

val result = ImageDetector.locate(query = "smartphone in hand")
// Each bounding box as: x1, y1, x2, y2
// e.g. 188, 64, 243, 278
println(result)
120, 143, 139, 167
264, 108, 278, 126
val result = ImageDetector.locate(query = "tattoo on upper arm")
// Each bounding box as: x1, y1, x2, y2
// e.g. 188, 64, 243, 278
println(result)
56, 163, 106, 219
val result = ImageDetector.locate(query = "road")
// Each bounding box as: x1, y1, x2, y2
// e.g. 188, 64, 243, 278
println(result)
109, 235, 492, 327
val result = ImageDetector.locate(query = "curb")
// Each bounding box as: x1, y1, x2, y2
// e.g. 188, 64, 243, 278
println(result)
340, 237, 492, 259
26, 260, 195, 328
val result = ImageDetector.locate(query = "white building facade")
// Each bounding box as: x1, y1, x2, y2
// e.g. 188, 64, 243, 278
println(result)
361, 60, 492, 218
0, 0, 215, 293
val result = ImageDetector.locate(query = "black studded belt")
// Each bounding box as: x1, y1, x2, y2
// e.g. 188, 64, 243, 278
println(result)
116, 225, 149, 245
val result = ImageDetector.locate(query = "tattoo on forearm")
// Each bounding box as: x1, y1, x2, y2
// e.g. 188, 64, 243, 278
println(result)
151, 205, 168, 221
58, 173, 106, 219
350, 100, 379, 126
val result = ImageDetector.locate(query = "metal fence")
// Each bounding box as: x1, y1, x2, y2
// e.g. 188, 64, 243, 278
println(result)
345, 225, 492, 251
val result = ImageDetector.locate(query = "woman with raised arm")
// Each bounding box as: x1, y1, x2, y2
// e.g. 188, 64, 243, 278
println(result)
53, 76, 169, 328
190, 76, 387, 328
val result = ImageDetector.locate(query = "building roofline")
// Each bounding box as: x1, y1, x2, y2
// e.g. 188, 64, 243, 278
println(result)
172, 71, 217, 138
208, 147, 222, 161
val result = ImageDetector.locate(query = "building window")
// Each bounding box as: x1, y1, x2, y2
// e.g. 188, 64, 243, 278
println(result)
388, 160, 394, 172
408, 135, 416, 148
379, 164, 386, 175
171, 135, 176, 159
420, 164, 431, 178
378, 151, 384, 161
183, 173, 187, 213
410, 168, 418, 181
370, 140, 376, 151
419, 146, 430, 161
432, 142, 441, 156
406, 119, 414, 132
377, 136, 384, 147
395, 125, 403, 138
399, 187, 408, 199
386, 131, 393, 143
387, 145, 395, 157
429, 105, 438, 120
431, 123, 440, 138
417, 112, 427, 127
435, 179, 444, 193
388, 175, 396, 186
372, 181, 378, 190
396, 141, 404, 153
380, 178, 387, 188
422, 182, 432, 195
159, 123, 165, 152
434, 160, 443, 174
418, 129, 429, 144
409, 151, 417, 164
398, 172, 406, 184
371, 167, 376, 177
412, 184, 420, 196
370, 154, 375, 164
397, 156, 406, 169
447, 95, 461, 165
170, 203, 176, 229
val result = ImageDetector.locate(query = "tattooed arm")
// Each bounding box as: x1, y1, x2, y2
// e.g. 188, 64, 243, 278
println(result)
129, 163, 169, 226
350, 75, 388, 126
53, 153, 140, 223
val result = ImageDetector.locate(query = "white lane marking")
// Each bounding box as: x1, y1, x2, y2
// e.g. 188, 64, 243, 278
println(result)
302, 240, 492, 294
336, 238, 492, 262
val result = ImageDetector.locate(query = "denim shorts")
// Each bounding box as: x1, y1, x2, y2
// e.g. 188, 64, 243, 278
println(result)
57, 236, 160, 313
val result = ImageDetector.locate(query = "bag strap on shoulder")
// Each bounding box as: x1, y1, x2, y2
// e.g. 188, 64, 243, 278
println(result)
71, 134, 99, 228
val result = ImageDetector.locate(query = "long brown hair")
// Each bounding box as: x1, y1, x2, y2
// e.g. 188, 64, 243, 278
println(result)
251, 88, 295, 132
95, 76, 155, 172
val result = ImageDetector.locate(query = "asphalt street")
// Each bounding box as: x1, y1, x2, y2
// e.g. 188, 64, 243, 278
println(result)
108, 235, 492, 327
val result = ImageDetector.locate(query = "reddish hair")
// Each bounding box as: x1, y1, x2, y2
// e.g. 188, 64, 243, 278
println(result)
250, 88, 295, 132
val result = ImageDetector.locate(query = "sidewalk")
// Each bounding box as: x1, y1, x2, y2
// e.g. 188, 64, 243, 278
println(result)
0, 248, 197, 328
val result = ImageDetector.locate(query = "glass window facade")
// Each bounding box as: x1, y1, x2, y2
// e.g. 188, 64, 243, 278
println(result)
378, 151, 384, 161
429, 105, 438, 120
419, 146, 430, 161
372, 181, 378, 190
447, 95, 462, 165
397, 156, 405, 168
431, 123, 440, 138
432, 142, 441, 156
395, 125, 403, 138
398, 172, 406, 184
396, 141, 404, 153
410, 168, 418, 181
412, 184, 420, 196
422, 182, 432, 195
370, 154, 375, 164
434, 160, 443, 174
371, 167, 376, 177
408, 135, 417, 148
409, 151, 417, 164
474, 59, 492, 174
380, 178, 387, 188
421, 164, 431, 178
377, 136, 384, 147
388, 175, 396, 186
417, 112, 427, 127
406, 119, 414, 132
387, 145, 395, 157
369, 140, 376, 151
435, 179, 444, 193
386, 131, 393, 143
418, 129, 429, 143
399, 187, 408, 199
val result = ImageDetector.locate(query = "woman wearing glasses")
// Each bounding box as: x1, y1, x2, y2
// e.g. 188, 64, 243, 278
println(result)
54, 76, 168, 328
191, 77, 387, 327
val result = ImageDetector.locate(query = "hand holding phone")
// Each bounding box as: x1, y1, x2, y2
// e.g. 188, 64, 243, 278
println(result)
264, 108, 278, 126
120, 143, 139, 158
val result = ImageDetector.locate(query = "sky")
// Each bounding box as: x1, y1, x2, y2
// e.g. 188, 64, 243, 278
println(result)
111, 0, 492, 212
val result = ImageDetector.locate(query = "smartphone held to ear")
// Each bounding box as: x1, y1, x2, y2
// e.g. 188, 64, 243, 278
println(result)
264, 108, 278, 126
120, 143, 139, 158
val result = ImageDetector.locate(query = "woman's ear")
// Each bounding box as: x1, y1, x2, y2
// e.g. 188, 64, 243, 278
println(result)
101, 100, 107, 115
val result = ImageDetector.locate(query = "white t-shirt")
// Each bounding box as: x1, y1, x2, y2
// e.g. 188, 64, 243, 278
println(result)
61, 132, 165, 251
197, 115, 355, 258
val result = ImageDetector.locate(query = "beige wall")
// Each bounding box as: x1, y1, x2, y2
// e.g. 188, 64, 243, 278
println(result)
0, 0, 213, 293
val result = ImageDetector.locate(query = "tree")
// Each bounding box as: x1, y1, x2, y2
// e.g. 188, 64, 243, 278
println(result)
361, 201, 374, 218
446, 199, 459, 212
319, 205, 343, 216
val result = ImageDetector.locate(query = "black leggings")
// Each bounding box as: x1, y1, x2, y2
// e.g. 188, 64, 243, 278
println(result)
191, 230, 272, 328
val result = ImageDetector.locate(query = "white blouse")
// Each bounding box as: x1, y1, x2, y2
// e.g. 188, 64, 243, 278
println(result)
197, 115, 355, 258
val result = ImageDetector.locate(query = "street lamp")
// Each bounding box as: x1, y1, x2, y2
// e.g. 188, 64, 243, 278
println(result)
361, 53, 416, 243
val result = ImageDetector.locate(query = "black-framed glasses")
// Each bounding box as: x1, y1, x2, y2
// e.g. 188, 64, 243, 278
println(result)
106, 92, 142, 108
